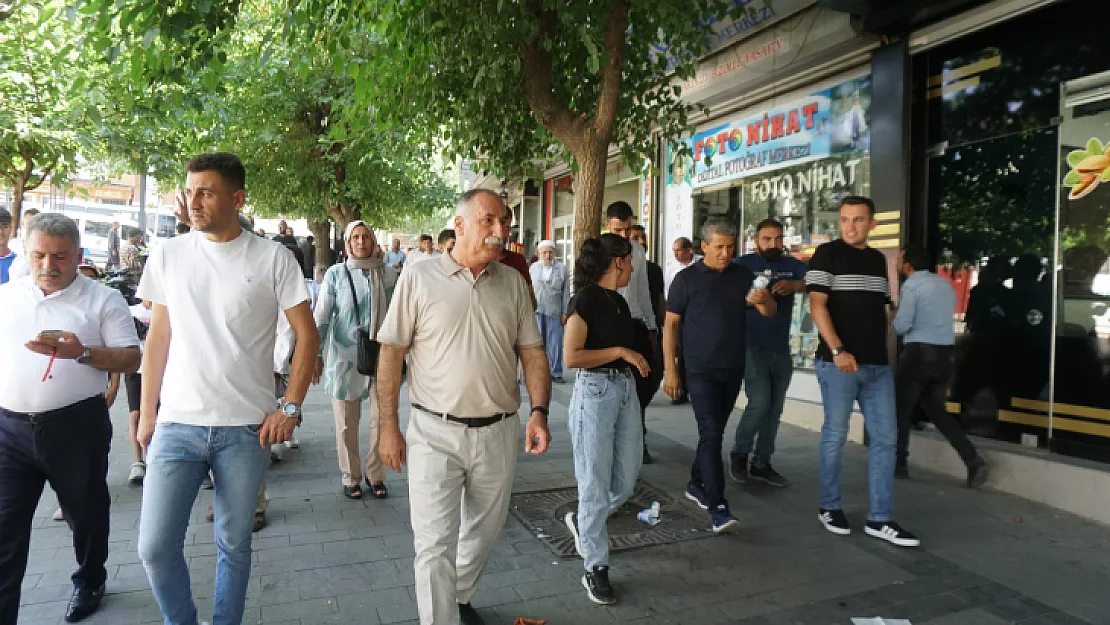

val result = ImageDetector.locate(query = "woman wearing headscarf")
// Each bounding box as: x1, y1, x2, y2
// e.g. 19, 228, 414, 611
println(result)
313, 220, 397, 499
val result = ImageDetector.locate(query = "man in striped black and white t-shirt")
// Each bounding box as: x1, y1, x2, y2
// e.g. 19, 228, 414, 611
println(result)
805, 195, 920, 548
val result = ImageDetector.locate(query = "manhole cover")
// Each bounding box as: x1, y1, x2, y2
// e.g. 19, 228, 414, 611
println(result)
508, 479, 713, 557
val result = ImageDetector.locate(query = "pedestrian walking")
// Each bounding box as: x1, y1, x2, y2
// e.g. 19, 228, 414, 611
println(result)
406, 234, 440, 265
604, 202, 659, 464
313, 220, 397, 500
665, 237, 701, 405
892, 244, 989, 486
561, 234, 650, 605
119, 227, 145, 281
376, 189, 552, 625
384, 238, 406, 272
663, 218, 776, 533
630, 225, 665, 434
0, 213, 141, 624
437, 229, 456, 255
729, 219, 807, 487
807, 195, 919, 547
135, 153, 319, 625
107, 221, 120, 269
529, 240, 570, 384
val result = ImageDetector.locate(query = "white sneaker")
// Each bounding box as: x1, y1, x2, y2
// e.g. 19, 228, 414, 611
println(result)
52, 507, 65, 522
284, 435, 299, 449
128, 462, 146, 485
270, 444, 285, 462
564, 511, 583, 557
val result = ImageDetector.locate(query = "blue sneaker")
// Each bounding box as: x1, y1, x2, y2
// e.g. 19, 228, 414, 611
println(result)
710, 505, 740, 534
684, 483, 708, 510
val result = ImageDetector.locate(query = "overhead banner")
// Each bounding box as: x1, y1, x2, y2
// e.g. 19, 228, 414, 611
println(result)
669, 75, 871, 191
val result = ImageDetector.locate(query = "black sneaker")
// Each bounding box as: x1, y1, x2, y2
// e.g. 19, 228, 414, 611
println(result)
685, 483, 708, 510
818, 508, 851, 535
564, 511, 583, 557
865, 521, 920, 547
728, 453, 748, 484
710, 505, 740, 534
894, 463, 910, 479
458, 602, 486, 625
670, 394, 688, 405
967, 458, 990, 489
748, 463, 788, 487
582, 566, 616, 605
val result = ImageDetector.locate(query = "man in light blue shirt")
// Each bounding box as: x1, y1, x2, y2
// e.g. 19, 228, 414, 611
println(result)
383, 238, 406, 272
892, 245, 988, 488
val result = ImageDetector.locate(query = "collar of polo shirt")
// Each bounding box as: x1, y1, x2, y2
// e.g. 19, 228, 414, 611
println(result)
440, 250, 499, 278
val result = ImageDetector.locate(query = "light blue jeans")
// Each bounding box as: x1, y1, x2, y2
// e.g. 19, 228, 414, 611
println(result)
536, 313, 564, 378
815, 360, 897, 522
569, 370, 642, 571
732, 348, 794, 465
137, 423, 270, 625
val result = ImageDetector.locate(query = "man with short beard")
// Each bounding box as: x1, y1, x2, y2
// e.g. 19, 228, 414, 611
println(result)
728, 219, 806, 487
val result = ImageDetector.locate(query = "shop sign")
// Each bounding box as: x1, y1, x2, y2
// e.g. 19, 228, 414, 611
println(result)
639, 165, 652, 242
650, 0, 814, 72
670, 75, 870, 191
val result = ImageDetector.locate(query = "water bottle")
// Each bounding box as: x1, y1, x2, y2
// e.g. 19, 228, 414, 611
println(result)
750, 270, 771, 295
637, 501, 661, 526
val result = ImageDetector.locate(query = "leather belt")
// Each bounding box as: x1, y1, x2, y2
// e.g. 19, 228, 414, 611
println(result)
412, 403, 516, 428
0, 395, 107, 425
582, 366, 633, 378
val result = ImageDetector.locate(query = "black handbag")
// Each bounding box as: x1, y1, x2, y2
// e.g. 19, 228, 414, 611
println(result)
343, 266, 380, 377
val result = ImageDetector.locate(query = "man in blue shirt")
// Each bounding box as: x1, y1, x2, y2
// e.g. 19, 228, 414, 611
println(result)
892, 245, 989, 487
0, 209, 14, 284
729, 219, 807, 487
663, 218, 776, 534
384, 238, 406, 272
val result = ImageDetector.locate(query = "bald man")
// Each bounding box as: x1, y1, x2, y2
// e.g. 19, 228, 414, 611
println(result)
376, 189, 553, 625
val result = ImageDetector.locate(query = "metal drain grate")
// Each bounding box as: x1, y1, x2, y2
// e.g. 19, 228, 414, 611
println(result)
508, 479, 714, 558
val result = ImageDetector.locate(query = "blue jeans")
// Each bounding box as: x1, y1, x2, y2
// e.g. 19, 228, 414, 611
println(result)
137, 423, 270, 625
687, 369, 744, 510
569, 370, 642, 570
815, 360, 896, 522
536, 313, 564, 378
732, 348, 793, 465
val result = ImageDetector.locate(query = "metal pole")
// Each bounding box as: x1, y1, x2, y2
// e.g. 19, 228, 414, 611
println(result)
138, 169, 148, 236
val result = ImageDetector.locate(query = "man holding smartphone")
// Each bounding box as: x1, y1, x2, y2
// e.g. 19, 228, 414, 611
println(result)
0, 213, 141, 624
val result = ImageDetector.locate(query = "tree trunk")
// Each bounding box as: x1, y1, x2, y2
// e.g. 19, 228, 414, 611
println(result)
308, 218, 331, 281
11, 180, 25, 231
570, 139, 608, 256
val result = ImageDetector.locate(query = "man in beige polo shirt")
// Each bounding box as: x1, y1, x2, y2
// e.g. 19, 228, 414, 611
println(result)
377, 189, 553, 625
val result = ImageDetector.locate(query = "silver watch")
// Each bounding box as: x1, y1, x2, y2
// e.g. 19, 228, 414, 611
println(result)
76, 347, 94, 365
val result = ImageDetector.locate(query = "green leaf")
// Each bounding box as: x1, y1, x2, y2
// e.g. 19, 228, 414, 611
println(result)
1086, 137, 1104, 156
1063, 170, 1081, 186
1067, 150, 1088, 167
1102, 168, 1110, 183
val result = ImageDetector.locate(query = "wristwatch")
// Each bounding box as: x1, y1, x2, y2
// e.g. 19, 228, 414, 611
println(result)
530, 406, 549, 418
830, 346, 845, 357
76, 347, 94, 365
280, 400, 302, 424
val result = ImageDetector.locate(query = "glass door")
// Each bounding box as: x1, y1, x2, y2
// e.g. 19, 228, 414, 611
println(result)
552, 215, 574, 268
1051, 70, 1110, 462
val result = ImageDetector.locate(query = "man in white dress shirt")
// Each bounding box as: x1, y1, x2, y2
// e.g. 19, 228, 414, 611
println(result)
0, 213, 141, 624
605, 201, 659, 463
406, 234, 441, 265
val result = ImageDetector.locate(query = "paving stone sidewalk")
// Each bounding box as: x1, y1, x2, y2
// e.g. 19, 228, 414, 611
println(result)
17, 382, 1110, 625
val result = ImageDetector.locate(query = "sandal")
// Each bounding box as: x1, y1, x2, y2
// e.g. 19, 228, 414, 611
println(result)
252, 511, 266, 532
367, 481, 389, 499
343, 484, 363, 499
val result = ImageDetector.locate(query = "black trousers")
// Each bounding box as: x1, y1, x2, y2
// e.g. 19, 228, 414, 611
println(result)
632, 321, 660, 443
896, 343, 979, 466
687, 369, 744, 510
0, 396, 112, 625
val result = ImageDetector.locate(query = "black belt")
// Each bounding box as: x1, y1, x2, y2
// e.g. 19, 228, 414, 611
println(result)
582, 366, 633, 378
0, 395, 107, 425
412, 402, 516, 428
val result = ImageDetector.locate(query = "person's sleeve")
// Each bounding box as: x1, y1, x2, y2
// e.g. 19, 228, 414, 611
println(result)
516, 255, 532, 286
376, 269, 417, 348
516, 273, 543, 348
633, 244, 656, 330
274, 247, 309, 311
99, 289, 141, 348
313, 269, 337, 357
792, 257, 807, 280
666, 271, 689, 316
890, 280, 917, 336
805, 244, 833, 294
135, 244, 166, 305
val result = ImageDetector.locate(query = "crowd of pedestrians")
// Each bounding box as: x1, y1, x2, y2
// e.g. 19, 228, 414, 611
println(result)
0, 149, 989, 625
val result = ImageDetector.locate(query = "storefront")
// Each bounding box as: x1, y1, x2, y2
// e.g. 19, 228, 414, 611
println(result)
546, 158, 646, 266
906, 0, 1110, 463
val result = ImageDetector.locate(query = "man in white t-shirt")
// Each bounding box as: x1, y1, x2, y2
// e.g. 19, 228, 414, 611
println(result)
405, 233, 440, 265
0, 213, 141, 624
134, 153, 319, 625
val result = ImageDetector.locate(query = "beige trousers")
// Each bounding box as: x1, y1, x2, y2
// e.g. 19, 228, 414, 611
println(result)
407, 408, 519, 625
332, 383, 386, 487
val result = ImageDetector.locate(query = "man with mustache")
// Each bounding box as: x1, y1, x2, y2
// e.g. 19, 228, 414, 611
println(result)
0, 213, 141, 623
377, 189, 552, 625
728, 219, 806, 487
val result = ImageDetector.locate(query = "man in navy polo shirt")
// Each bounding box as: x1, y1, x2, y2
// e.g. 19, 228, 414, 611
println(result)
729, 219, 806, 487
663, 218, 776, 533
